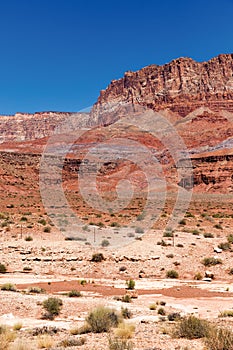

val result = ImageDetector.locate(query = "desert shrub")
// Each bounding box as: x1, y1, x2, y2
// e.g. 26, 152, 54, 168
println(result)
203, 232, 214, 238
219, 310, 233, 317
25, 236, 33, 242
79, 279, 86, 286
157, 307, 166, 315
42, 297, 63, 320
111, 222, 120, 228
202, 257, 222, 266
108, 337, 133, 350
121, 307, 132, 319
91, 253, 104, 262
166, 254, 174, 258
158, 239, 169, 246
179, 219, 186, 225
194, 272, 203, 280
23, 266, 32, 272
121, 295, 131, 303
68, 290, 82, 298
218, 242, 231, 251
174, 315, 210, 339
86, 306, 120, 333
168, 312, 181, 321
135, 227, 144, 234
43, 226, 51, 233
136, 213, 145, 221
176, 243, 184, 248
38, 219, 46, 226
185, 212, 195, 218
192, 229, 199, 235
20, 216, 28, 222
149, 304, 157, 310
166, 270, 179, 279
101, 239, 110, 247
28, 287, 45, 294
127, 232, 135, 238
59, 337, 86, 347
205, 325, 233, 350
0, 264, 7, 274
1, 283, 16, 292
227, 234, 233, 244
13, 322, 22, 331
229, 268, 233, 275
114, 323, 135, 339
126, 279, 135, 290
163, 231, 174, 237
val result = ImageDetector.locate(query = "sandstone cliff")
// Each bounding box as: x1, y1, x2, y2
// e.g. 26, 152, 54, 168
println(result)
93, 53, 233, 120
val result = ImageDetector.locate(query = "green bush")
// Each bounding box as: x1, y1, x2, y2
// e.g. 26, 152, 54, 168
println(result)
219, 310, 233, 317
0, 263, 7, 274
218, 242, 231, 251
68, 290, 82, 297
121, 307, 132, 319
174, 315, 210, 339
1, 283, 16, 291
202, 257, 222, 266
86, 306, 120, 333
227, 234, 233, 244
121, 295, 131, 303
168, 312, 181, 321
203, 232, 214, 238
25, 236, 33, 241
157, 307, 166, 315
126, 279, 135, 290
166, 270, 179, 279
42, 297, 63, 320
163, 231, 174, 237
28, 286, 45, 294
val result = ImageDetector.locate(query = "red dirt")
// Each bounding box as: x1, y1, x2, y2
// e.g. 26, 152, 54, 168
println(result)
16, 281, 233, 299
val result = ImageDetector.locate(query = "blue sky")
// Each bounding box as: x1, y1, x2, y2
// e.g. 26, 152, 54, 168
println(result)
0, 0, 233, 114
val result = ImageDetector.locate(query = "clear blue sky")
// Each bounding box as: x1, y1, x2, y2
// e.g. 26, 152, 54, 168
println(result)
0, 0, 233, 115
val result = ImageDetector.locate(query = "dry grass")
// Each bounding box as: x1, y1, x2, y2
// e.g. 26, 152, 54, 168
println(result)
0, 327, 16, 350
37, 335, 54, 349
114, 323, 135, 339
9, 339, 32, 350
205, 325, 233, 350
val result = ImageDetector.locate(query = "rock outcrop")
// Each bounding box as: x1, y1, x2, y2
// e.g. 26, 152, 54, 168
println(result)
93, 53, 233, 121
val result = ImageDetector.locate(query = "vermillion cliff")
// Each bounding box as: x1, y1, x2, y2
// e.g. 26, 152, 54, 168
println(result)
94, 53, 233, 118
0, 53, 233, 206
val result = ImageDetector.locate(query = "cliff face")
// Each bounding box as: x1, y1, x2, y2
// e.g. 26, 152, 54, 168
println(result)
1, 54, 233, 194
93, 54, 233, 119
0, 111, 93, 144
